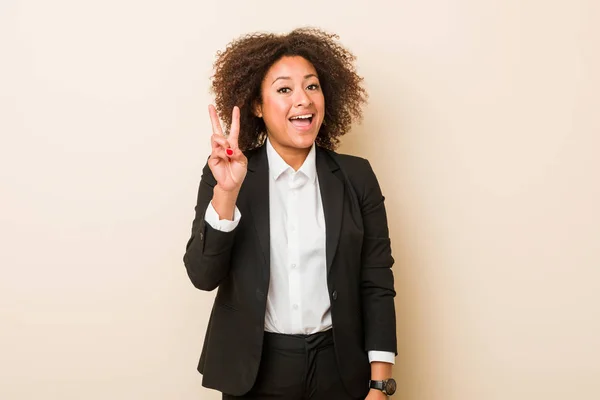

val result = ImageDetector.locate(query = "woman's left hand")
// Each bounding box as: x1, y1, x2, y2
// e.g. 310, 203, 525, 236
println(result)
365, 389, 388, 399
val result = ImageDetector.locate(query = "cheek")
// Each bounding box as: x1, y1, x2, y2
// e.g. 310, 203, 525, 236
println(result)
264, 99, 289, 121
314, 93, 325, 113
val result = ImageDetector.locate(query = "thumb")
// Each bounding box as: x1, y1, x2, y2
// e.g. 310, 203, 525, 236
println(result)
226, 147, 247, 166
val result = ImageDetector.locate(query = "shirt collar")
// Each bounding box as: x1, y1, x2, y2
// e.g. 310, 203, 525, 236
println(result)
266, 138, 317, 183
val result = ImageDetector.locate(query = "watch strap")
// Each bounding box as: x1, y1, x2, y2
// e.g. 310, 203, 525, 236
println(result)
369, 380, 386, 391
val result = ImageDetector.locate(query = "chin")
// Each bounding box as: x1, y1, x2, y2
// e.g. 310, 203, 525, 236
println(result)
289, 128, 320, 146
290, 134, 318, 149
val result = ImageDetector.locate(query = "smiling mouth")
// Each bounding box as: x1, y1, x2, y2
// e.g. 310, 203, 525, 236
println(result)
289, 114, 314, 129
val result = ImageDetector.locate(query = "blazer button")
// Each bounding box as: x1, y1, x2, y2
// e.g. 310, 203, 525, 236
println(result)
200, 232, 204, 241
332, 290, 338, 300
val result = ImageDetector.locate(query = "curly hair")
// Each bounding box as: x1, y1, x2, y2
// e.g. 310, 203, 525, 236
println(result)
210, 27, 368, 151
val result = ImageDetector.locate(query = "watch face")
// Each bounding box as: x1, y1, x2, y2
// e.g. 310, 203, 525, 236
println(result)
385, 379, 397, 395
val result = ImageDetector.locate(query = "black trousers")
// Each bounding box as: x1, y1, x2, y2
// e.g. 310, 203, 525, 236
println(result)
222, 330, 360, 400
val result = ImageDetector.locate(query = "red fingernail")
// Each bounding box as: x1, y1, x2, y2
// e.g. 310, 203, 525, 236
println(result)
226, 148, 233, 156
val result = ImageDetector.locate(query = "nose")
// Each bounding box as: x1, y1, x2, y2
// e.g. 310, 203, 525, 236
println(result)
295, 89, 312, 107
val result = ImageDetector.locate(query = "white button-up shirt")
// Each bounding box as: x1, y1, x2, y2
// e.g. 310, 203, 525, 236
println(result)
263, 139, 330, 334
204, 138, 394, 364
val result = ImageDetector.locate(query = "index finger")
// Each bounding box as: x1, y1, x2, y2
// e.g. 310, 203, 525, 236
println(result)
208, 104, 224, 136
228, 106, 240, 149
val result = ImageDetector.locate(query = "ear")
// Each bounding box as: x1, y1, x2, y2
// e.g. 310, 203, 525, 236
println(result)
253, 101, 263, 118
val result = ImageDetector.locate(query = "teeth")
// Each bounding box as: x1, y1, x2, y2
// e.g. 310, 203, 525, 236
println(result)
290, 114, 312, 120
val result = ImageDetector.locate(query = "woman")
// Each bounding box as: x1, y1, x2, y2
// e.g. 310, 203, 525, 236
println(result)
183, 28, 397, 400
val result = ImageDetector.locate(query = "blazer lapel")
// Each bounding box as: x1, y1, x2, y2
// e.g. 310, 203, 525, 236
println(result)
245, 145, 270, 278
316, 147, 344, 274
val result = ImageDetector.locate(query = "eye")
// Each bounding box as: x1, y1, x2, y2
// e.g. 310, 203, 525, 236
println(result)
307, 83, 320, 90
277, 87, 291, 94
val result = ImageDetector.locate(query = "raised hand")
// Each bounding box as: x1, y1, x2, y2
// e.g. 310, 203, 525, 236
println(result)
208, 104, 248, 192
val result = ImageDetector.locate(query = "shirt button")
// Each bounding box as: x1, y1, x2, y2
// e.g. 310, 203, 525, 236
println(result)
293, 304, 299, 310
291, 264, 297, 269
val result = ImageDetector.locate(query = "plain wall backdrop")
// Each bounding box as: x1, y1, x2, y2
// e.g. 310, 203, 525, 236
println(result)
1, 0, 599, 399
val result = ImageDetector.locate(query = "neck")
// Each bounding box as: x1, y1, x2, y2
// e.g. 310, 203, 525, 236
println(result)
268, 139, 312, 171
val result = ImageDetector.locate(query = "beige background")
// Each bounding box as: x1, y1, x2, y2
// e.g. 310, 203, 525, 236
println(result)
1, 0, 599, 399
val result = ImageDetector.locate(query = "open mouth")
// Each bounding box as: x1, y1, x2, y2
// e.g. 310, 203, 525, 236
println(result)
289, 114, 314, 130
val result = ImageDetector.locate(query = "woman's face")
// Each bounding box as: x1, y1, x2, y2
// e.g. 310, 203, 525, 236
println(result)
257, 56, 325, 153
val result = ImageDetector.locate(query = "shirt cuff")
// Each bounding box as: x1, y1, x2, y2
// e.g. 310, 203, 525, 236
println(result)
368, 350, 396, 365
204, 201, 241, 232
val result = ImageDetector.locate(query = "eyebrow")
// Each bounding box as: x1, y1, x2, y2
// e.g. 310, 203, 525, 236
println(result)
271, 74, 318, 85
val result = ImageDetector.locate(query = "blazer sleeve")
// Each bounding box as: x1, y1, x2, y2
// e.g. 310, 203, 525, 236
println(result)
183, 161, 237, 291
358, 159, 398, 355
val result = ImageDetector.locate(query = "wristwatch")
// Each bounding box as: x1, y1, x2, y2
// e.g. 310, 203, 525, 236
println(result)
369, 378, 397, 396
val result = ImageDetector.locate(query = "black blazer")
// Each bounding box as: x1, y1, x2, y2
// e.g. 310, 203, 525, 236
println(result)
183, 144, 397, 397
